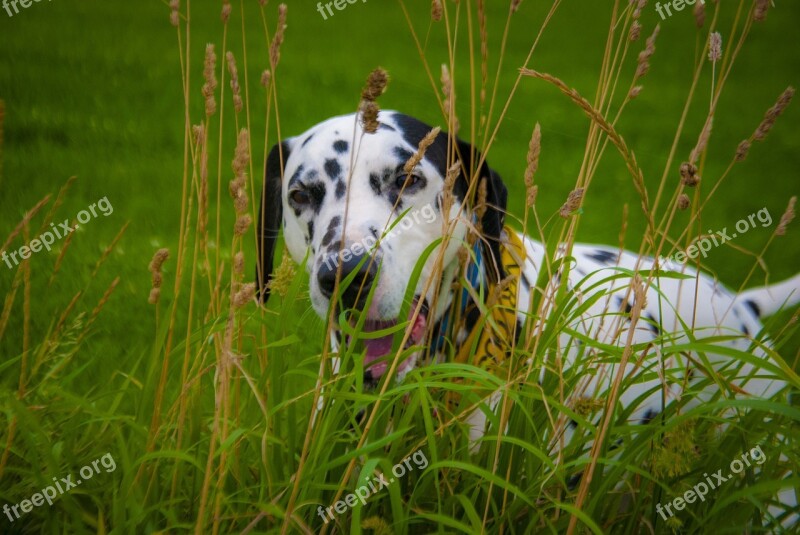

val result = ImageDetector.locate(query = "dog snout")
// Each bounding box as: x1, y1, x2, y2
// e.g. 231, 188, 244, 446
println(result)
317, 249, 380, 309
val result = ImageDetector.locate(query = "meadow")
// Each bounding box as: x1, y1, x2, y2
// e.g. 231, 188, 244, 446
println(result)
0, 0, 799, 533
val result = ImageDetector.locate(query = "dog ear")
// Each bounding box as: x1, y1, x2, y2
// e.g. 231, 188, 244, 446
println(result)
256, 140, 291, 303
454, 138, 508, 282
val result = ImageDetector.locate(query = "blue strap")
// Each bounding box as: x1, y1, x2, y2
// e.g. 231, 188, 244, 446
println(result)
433, 240, 483, 352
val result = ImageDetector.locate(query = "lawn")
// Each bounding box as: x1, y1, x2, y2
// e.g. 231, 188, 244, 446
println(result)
1, 0, 799, 533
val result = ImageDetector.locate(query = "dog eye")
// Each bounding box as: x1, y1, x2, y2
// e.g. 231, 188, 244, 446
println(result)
395, 174, 420, 190
290, 189, 310, 205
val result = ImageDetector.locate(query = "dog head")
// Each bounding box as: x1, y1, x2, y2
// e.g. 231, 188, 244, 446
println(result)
257, 111, 507, 384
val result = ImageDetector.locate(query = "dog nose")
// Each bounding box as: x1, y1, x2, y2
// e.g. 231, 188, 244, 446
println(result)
317, 250, 379, 308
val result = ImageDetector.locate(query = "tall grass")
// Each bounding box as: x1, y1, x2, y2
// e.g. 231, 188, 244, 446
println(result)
0, 1, 798, 533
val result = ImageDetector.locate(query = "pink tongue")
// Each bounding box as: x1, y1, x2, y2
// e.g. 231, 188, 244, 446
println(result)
362, 312, 427, 379
363, 322, 396, 378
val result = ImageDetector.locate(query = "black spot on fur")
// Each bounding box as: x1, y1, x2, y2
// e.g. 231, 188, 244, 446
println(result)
616, 296, 633, 315
568, 419, 578, 429
379, 123, 396, 132
391, 113, 449, 172
388, 191, 402, 212
324, 159, 342, 181
288, 164, 305, 188
644, 312, 660, 336
741, 324, 750, 337
335, 180, 346, 199
394, 146, 414, 165
369, 173, 382, 196
301, 134, 314, 147
586, 250, 618, 265
321, 216, 341, 247
308, 183, 326, 214
641, 408, 658, 424
567, 472, 583, 490
743, 300, 761, 318
333, 140, 349, 154
307, 221, 314, 241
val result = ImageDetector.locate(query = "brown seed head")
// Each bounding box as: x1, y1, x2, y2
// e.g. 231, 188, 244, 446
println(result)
233, 283, 256, 308
629, 85, 643, 99
630, 20, 641, 42
148, 288, 161, 305
362, 68, 389, 102
232, 128, 250, 181
404, 126, 441, 174
511, 0, 523, 13
441, 64, 459, 134
361, 101, 380, 134
776, 197, 796, 236
169, 0, 180, 26
677, 193, 691, 210
735, 140, 751, 162
202, 44, 218, 116
524, 123, 541, 190
694, 2, 705, 27
149, 248, 170, 273
221, 2, 232, 23
270, 5, 288, 68
635, 24, 660, 79
235, 214, 252, 236
475, 178, 488, 220
754, 0, 769, 21
526, 185, 538, 208
234, 251, 245, 275
226, 51, 243, 113
679, 162, 700, 187
261, 69, 272, 88
432, 0, 443, 21
708, 32, 722, 63
754, 86, 795, 141
559, 188, 585, 218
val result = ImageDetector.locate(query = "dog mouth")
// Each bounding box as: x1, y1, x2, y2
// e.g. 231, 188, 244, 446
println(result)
357, 297, 428, 382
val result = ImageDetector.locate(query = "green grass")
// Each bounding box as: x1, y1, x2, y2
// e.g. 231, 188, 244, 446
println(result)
0, 1, 799, 533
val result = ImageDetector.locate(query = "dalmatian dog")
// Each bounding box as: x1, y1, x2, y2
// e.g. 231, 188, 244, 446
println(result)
256, 111, 799, 523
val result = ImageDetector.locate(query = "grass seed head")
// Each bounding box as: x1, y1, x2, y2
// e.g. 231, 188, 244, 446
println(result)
559, 188, 585, 218
694, 2, 705, 27
270, 5, 288, 68
362, 68, 389, 102
221, 1, 232, 23
754, 86, 795, 141
735, 140, 751, 162
754, 0, 769, 21
202, 44, 218, 116
708, 32, 722, 63
235, 214, 252, 236
226, 51, 243, 113
360, 101, 380, 134
776, 196, 796, 236
267, 252, 297, 297
404, 126, 441, 174
677, 193, 691, 210
431, 0, 443, 21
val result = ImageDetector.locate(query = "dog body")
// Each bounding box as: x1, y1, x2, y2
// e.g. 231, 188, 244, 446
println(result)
257, 111, 799, 522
